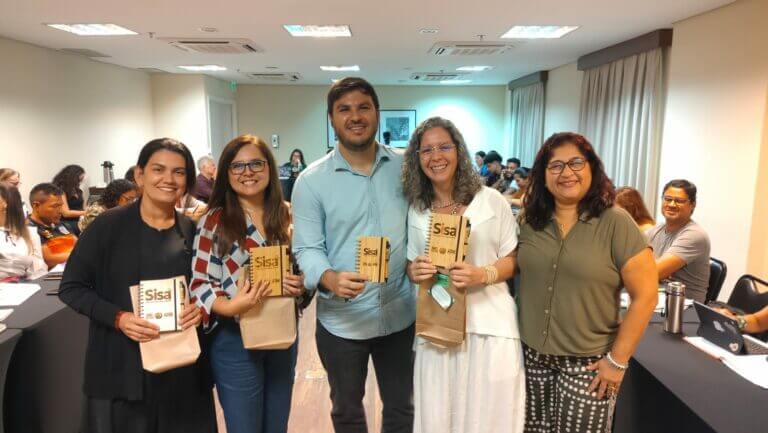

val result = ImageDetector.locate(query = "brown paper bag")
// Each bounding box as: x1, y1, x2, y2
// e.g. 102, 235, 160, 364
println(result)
239, 265, 297, 350
129, 285, 201, 373
415, 276, 466, 348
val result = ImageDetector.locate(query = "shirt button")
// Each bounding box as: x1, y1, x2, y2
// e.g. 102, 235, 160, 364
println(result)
547, 286, 553, 291
543, 331, 547, 335
553, 264, 558, 269
544, 309, 549, 314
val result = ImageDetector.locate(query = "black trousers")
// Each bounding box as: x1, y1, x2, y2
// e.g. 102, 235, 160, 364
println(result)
316, 321, 415, 433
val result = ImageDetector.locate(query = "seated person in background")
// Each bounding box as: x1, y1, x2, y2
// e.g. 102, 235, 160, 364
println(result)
0, 185, 47, 280
0, 168, 29, 216
718, 304, 768, 334
484, 150, 504, 188
505, 167, 530, 212
474, 151, 487, 175
192, 155, 216, 203
497, 158, 521, 194
124, 165, 137, 183
615, 186, 656, 233
27, 183, 77, 269
176, 193, 207, 222
647, 179, 710, 302
281, 148, 307, 178
52, 164, 87, 236
78, 179, 139, 232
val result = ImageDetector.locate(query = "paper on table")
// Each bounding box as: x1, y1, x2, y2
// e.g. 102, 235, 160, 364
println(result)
684, 336, 768, 389
48, 263, 66, 274
0, 283, 41, 306
0, 309, 12, 321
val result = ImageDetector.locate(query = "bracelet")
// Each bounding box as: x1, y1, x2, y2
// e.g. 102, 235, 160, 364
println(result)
483, 265, 498, 285
605, 352, 628, 371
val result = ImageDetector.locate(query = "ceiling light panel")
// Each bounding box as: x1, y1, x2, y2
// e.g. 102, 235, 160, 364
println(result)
456, 66, 493, 72
500, 26, 579, 39
283, 25, 352, 38
440, 79, 472, 85
320, 65, 360, 72
46, 23, 138, 36
178, 65, 227, 72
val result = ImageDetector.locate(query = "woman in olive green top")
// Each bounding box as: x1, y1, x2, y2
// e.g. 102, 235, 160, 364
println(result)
516, 133, 657, 433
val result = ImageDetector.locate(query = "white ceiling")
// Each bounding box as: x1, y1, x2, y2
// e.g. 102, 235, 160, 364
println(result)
0, 0, 734, 85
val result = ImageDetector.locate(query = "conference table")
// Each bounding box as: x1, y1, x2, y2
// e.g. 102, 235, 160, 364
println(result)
1, 279, 88, 433
614, 309, 768, 433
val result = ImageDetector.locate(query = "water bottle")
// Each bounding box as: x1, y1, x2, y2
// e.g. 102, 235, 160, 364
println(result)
101, 161, 114, 184
664, 281, 686, 334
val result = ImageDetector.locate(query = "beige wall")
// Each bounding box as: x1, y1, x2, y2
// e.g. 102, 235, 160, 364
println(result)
659, 0, 768, 298
151, 74, 209, 160
544, 62, 583, 137
0, 37, 154, 198
236, 84, 508, 165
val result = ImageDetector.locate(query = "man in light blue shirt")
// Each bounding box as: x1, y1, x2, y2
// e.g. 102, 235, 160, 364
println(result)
292, 77, 414, 433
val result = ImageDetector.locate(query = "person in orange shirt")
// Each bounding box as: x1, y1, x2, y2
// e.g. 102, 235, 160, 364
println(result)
27, 183, 77, 268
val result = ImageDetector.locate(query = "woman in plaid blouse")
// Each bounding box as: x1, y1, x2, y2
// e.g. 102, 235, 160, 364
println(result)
190, 134, 305, 433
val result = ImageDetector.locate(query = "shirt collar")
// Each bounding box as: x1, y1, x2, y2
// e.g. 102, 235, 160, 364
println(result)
548, 211, 595, 225
331, 143, 391, 173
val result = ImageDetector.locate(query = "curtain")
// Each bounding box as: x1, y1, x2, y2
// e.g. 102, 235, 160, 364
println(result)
508, 82, 545, 166
579, 47, 665, 212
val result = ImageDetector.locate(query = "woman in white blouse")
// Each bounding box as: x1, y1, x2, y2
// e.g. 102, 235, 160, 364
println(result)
402, 117, 524, 433
0, 184, 47, 280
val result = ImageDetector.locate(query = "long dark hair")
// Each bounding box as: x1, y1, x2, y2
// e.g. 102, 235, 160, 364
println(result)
136, 138, 196, 194
288, 149, 306, 167
100, 179, 138, 209
615, 187, 654, 226
523, 132, 615, 230
208, 134, 290, 254
52, 164, 85, 199
0, 185, 32, 250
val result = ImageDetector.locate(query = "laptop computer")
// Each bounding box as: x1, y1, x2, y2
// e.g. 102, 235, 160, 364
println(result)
693, 301, 768, 355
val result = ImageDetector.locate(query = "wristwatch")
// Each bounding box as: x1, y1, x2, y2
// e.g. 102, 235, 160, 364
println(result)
736, 315, 748, 331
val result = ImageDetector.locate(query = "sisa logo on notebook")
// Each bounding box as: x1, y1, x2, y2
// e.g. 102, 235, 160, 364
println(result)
432, 222, 458, 237
253, 256, 280, 269
363, 248, 379, 256
144, 289, 172, 301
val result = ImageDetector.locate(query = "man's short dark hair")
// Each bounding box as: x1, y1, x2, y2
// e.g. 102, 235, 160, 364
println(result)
327, 77, 380, 115
483, 151, 502, 165
475, 151, 486, 158
663, 179, 697, 204
507, 158, 521, 166
29, 183, 63, 204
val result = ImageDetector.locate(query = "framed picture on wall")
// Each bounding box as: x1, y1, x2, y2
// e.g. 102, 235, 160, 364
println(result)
378, 110, 416, 148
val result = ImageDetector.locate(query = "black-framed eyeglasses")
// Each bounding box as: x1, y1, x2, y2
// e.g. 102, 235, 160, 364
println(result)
662, 196, 689, 205
229, 159, 267, 174
416, 143, 456, 158
547, 157, 586, 174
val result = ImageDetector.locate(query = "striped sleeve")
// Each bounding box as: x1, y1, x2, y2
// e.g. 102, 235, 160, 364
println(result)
190, 210, 226, 328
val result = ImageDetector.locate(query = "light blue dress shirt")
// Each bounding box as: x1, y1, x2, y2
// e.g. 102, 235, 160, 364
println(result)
292, 145, 415, 340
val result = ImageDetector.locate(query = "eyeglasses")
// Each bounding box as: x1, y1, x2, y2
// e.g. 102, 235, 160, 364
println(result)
229, 159, 267, 174
547, 157, 586, 174
417, 143, 456, 158
662, 196, 689, 205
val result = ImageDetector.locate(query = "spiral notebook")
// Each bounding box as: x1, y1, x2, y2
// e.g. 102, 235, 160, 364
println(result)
138, 276, 186, 333
426, 213, 471, 268
356, 237, 390, 283
249, 245, 291, 296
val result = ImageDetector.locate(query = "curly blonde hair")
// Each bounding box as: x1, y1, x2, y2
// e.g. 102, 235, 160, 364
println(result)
401, 117, 482, 211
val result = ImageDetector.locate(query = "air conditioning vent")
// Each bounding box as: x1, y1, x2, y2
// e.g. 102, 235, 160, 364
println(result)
158, 37, 261, 54
429, 41, 514, 56
243, 72, 302, 82
60, 48, 111, 58
410, 72, 468, 81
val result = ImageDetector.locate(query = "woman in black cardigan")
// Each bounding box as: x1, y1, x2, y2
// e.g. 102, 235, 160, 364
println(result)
59, 138, 216, 433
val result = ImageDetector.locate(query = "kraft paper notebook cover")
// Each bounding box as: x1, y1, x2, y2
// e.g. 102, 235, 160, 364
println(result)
249, 245, 291, 296
425, 214, 471, 268
239, 265, 297, 350
138, 276, 186, 333
356, 236, 390, 283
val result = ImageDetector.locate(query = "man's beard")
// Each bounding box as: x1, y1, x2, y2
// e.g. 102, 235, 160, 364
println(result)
336, 125, 378, 152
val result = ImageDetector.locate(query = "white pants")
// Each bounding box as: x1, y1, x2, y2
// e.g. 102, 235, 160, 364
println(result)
414, 333, 526, 433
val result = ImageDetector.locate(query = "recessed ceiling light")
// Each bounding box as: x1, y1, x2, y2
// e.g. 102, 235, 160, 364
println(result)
198, 26, 218, 33
419, 28, 439, 34
178, 65, 227, 72
320, 65, 360, 72
501, 25, 579, 39
283, 25, 352, 38
440, 79, 472, 85
46, 23, 138, 36
456, 66, 493, 72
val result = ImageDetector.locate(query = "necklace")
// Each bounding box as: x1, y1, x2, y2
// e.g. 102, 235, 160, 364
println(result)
432, 202, 461, 215
431, 200, 456, 209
